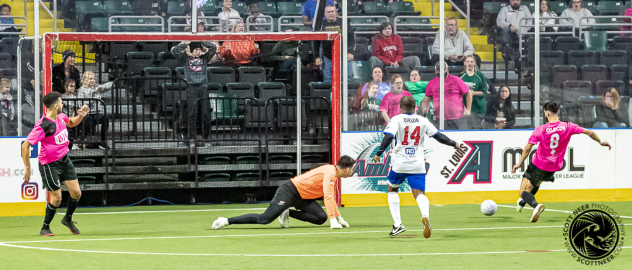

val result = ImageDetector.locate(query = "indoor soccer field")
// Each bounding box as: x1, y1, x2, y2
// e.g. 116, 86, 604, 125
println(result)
1, 201, 631, 269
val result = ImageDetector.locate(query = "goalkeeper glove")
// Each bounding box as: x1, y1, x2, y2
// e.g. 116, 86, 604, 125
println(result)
330, 218, 343, 229
337, 216, 350, 227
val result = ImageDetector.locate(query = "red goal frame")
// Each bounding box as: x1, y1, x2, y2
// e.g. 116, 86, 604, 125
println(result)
42, 32, 343, 204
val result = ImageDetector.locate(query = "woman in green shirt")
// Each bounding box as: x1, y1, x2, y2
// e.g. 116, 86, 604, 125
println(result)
460, 55, 488, 129
404, 69, 429, 106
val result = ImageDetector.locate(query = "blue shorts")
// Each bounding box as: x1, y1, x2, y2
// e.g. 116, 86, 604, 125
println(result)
387, 169, 426, 191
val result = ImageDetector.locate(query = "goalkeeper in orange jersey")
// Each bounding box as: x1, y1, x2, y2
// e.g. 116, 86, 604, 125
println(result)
212, 156, 356, 229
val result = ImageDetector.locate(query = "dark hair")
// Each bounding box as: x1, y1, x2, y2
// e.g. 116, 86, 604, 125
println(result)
400, 96, 416, 110
337, 155, 356, 169
540, 0, 552, 15
378, 22, 392, 35
372, 66, 385, 82
64, 78, 76, 90
543, 101, 559, 114
0, 4, 11, 12
494, 85, 514, 113
43, 92, 61, 108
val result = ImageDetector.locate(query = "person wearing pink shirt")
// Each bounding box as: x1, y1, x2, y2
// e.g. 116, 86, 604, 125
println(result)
620, 3, 632, 36
511, 102, 612, 223
420, 62, 473, 130
21, 92, 90, 236
379, 74, 414, 123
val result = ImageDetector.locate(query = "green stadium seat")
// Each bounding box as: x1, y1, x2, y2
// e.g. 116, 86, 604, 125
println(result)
78, 175, 98, 184
72, 159, 97, 167
75, 1, 106, 14
199, 2, 217, 14
233, 2, 248, 14
259, 2, 279, 17
203, 156, 231, 165
584, 31, 607, 52
550, 1, 567, 15
167, 1, 187, 16
388, 1, 421, 16
395, 17, 433, 32
593, 17, 619, 31
277, 2, 303, 16
301, 154, 324, 163
483, 2, 508, 35
350, 61, 372, 83
597, 1, 624, 15
203, 173, 231, 181
268, 155, 293, 164
119, 17, 150, 32
235, 172, 260, 181
235, 155, 260, 164
362, 2, 390, 16
269, 171, 294, 180
583, 1, 598, 14
91, 17, 111, 32
483, 2, 505, 13
103, 1, 135, 15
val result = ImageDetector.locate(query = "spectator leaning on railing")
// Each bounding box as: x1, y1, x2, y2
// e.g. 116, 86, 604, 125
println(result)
496, 0, 532, 59
431, 17, 479, 67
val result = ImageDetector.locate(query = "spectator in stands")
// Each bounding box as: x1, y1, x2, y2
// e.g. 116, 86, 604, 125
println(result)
421, 61, 473, 130
379, 74, 414, 123
172, 41, 216, 146
21, 77, 35, 135
315, 4, 355, 83
184, 1, 206, 32
272, 29, 300, 74
620, 2, 632, 36
245, 2, 268, 31
539, 0, 558, 33
593, 88, 629, 128
220, 22, 260, 68
78, 71, 112, 149
560, 0, 595, 33
0, 4, 16, 32
134, 0, 167, 17
360, 81, 381, 112
431, 17, 479, 67
484, 85, 515, 129
460, 55, 488, 129
302, 0, 334, 26
61, 79, 84, 149
497, 0, 532, 58
370, 22, 421, 70
52, 50, 80, 95
0, 78, 14, 136
352, 67, 391, 112
216, 0, 241, 32
405, 69, 428, 106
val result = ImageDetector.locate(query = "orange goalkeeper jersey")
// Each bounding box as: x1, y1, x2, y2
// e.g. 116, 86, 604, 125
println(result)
290, 165, 340, 219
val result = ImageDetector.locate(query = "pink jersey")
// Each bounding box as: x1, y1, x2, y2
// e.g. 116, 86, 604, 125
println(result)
528, 121, 584, 172
379, 91, 415, 119
26, 114, 70, 165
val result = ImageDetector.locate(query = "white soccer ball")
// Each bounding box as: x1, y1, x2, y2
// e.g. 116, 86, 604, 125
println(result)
481, 200, 497, 216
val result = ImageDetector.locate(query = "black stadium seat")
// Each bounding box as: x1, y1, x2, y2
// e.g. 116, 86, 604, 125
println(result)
125, 52, 154, 76
384, 67, 411, 82
600, 50, 627, 69
402, 37, 425, 63
568, 50, 596, 69
596, 80, 625, 96
161, 82, 187, 112
157, 52, 179, 72
580, 65, 608, 94
562, 80, 592, 103
551, 65, 578, 90
238, 66, 267, 86
208, 66, 235, 86
554, 36, 581, 54
140, 42, 169, 59
308, 82, 332, 111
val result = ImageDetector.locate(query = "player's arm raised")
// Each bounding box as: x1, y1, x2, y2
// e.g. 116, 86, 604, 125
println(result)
512, 143, 534, 174
582, 129, 611, 150
67, 105, 89, 128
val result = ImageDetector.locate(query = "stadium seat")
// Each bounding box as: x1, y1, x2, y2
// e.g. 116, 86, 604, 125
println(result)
142, 67, 172, 96
245, 82, 286, 128
208, 82, 223, 95
276, 2, 303, 16
580, 65, 608, 94
0, 53, 11, 69
550, 1, 567, 15
119, 17, 150, 32
583, 1, 598, 14
140, 42, 169, 59
554, 36, 580, 54
238, 66, 267, 87
208, 66, 235, 85
235, 172, 260, 181
0, 37, 19, 55
160, 82, 188, 112
568, 50, 596, 69
384, 67, 411, 82
157, 52, 179, 71
612, 36, 632, 58
109, 41, 137, 64
235, 156, 260, 164
388, 1, 421, 17
78, 175, 98, 184
167, 1, 187, 16
0, 68, 16, 80
402, 37, 425, 63
551, 65, 578, 101
417, 66, 436, 81
302, 154, 325, 163
175, 67, 184, 78
103, 1, 135, 15
353, 36, 370, 61
350, 17, 381, 33
394, 17, 433, 33
268, 155, 293, 164
202, 156, 230, 165
75, 1, 107, 27
539, 50, 565, 72
199, 2, 217, 14
595, 80, 625, 96
258, 2, 279, 17
600, 50, 627, 68
203, 173, 232, 181
562, 80, 593, 103
362, 2, 390, 16
596, 1, 624, 15
584, 31, 608, 52
449, 65, 465, 76
482, 2, 507, 35
233, 1, 248, 14
257, 82, 286, 100
125, 52, 154, 76
268, 171, 294, 180
308, 82, 332, 111
258, 42, 277, 66
526, 36, 553, 66
91, 17, 111, 32
276, 98, 306, 128
350, 61, 372, 83
609, 64, 628, 82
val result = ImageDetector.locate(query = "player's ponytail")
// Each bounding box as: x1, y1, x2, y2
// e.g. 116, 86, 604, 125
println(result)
543, 101, 559, 114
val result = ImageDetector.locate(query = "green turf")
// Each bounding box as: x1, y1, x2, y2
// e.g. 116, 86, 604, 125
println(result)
1, 201, 631, 269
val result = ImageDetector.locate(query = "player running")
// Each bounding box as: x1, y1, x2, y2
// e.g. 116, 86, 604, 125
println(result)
512, 102, 611, 222
372, 96, 460, 238
212, 156, 356, 230
21, 92, 90, 236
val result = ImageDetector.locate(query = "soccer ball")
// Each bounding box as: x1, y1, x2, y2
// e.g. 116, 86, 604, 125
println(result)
481, 200, 497, 216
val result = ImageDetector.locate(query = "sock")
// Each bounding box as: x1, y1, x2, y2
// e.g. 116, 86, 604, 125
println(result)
65, 197, 80, 221
387, 192, 402, 226
521, 191, 539, 208
42, 203, 57, 229
519, 199, 527, 207
416, 194, 430, 218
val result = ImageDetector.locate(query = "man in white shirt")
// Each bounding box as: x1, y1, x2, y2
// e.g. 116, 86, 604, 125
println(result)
496, 0, 532, 58
560, 0, 595, 35
431, 17, 479, 67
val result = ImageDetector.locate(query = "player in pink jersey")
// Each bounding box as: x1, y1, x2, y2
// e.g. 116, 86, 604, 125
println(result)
512, 102, 611, 222
21, 92, 90, 236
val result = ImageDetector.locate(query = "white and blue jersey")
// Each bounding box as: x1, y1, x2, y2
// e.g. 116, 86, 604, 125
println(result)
383, 114, 437, 190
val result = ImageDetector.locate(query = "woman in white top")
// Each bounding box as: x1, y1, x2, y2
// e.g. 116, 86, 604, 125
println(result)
217, 0, 241, 32
539, 0, 558, 32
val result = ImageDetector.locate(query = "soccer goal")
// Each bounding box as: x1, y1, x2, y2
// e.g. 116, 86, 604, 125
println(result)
41, 32, 342, 205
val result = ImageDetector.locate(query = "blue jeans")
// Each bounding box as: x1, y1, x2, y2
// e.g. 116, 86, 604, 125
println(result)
502, 27, 519, 46
324, 56, 353, 83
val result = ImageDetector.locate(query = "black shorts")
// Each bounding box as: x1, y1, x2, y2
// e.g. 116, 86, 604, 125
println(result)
39, 154, 78, 191
523, 162, 555, 187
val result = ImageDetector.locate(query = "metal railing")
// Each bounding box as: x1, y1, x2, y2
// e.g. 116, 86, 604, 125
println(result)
109, 16, 164, 32
394, 16, 439, 35
519, 17, 576, 61
38, 0, 57, 32
167, 15, 243, 32
349, 15, 390, 35
447, 0, 469, 36
245, 15, 273, 32
278, 16, 303, 32
579, 16, 632, 40
0, 16, 27, 35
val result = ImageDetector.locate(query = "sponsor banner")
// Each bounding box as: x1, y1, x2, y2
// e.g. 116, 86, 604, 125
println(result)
342, 129, 625, 195
0, 137, 45, 205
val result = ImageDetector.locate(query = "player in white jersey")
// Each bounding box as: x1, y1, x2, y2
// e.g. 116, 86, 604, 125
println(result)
373, 96, 460, 237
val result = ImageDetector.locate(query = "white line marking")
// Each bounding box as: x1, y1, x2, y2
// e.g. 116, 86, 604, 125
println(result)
3, 224, 631, 244
56, 208, 269, 215
497, 205, 632, 219
0, 242, 629, 257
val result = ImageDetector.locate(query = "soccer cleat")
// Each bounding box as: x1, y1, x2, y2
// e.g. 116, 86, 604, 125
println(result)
530, 204, 545, 223
212, 217, 229, 230
278, 209, 290, 228
61, 218, 80, 235
421, 217, 432, 239
517, 198, 525, 213
40, 227, 54, 237
389, 224, 406, 236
